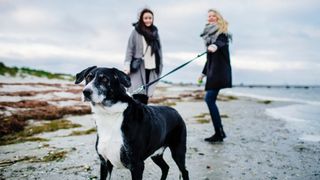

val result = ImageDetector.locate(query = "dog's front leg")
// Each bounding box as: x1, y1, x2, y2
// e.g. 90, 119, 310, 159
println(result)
100, 159, 113, 180
130, 162, 144, 180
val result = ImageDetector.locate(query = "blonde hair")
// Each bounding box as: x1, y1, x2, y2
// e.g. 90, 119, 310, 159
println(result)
208, 9, 228, 34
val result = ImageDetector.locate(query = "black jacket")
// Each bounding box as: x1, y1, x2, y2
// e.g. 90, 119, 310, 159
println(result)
202, 33, 232, 90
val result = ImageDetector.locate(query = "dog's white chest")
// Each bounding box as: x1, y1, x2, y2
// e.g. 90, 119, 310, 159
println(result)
92, 103, 127, 168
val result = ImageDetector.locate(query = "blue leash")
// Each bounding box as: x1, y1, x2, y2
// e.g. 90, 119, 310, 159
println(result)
132, 51, 207, 94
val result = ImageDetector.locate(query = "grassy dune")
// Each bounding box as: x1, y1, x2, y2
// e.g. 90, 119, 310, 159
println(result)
0, 62, 74, 81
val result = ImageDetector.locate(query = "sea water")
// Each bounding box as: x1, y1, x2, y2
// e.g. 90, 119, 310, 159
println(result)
222, 86, 320, 142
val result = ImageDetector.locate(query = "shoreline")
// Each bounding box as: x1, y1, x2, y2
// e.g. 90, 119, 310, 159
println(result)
1, 81, 320, 179
220, 87, 320, 144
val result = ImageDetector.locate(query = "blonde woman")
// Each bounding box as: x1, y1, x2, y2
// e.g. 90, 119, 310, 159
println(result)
199, 9, 232, 142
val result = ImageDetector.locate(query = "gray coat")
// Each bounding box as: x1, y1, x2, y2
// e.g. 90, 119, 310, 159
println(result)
124, 29, 163, 96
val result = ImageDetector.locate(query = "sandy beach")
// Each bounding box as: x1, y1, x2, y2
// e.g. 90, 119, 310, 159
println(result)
0, 77, 319, 180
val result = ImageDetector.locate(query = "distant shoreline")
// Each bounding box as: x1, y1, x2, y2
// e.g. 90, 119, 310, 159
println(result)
161, 81, 320, 89
232, 84, 320, 89
1, 61, 319, 89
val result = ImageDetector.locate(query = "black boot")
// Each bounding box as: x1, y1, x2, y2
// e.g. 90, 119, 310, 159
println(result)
204, 127, 226, 142
220, 127, 226, 139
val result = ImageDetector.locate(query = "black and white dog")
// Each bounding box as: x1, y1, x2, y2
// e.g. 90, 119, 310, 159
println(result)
75, 66, 189, 180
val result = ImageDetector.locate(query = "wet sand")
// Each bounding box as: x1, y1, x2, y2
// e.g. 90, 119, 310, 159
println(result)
0, 79, 319, 180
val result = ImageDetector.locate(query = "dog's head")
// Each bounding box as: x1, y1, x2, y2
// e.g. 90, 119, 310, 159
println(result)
75, 66, 131, 106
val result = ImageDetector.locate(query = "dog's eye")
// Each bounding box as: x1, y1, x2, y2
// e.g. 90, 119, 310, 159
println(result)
86, 75, 93, 82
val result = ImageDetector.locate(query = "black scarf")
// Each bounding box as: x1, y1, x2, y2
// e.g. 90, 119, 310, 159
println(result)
133, 22, 161, 75
134, 23, 161, 55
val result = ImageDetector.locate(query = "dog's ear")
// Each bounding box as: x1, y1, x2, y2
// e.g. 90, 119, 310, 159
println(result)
75, 66, 97, 84
112, 68, 131, 88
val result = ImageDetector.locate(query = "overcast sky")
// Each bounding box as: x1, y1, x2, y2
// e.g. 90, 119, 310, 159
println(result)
1, 0, 319, 85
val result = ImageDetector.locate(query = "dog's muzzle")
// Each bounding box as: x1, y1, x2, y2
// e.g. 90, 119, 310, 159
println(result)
83, 89, 93, 101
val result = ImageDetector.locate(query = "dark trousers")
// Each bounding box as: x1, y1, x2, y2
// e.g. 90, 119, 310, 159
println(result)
145, 69, 151, 95
205, 89, 222, 130
145, 69, 151, 84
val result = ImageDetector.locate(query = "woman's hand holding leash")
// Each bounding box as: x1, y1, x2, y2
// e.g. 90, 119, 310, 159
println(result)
207, 44, 217, 53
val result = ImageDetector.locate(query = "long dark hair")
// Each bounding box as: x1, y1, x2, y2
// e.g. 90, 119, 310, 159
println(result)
137, 8, 154, 27
134, 8, 161, 75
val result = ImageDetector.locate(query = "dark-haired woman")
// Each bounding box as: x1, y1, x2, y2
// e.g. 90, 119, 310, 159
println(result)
124, 8, 163, 101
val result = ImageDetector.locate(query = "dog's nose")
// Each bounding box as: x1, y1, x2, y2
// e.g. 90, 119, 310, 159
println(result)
83, 89, 92, 98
